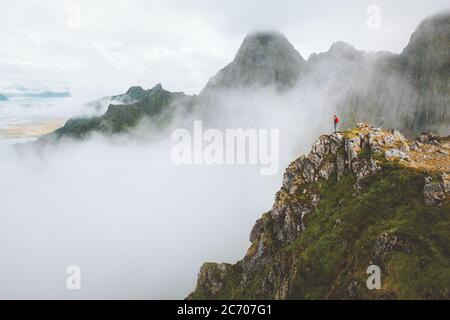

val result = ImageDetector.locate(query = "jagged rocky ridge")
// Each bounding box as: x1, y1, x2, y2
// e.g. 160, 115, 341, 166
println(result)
45, 11, 450, 141
189, 123, 450, 299
43, 84, 194, 140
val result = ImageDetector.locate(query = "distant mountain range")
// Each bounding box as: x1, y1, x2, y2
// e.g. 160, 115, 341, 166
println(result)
200, 31, 306, 92
44, 11, 450, 141
47, 84, 190, 139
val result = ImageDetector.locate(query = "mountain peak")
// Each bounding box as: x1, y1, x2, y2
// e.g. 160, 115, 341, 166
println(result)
401, 10, 450, 69
328, 41, 358, 54
152, 83, 163, 91
201, 31, 306, 92
125, 86, 146, 100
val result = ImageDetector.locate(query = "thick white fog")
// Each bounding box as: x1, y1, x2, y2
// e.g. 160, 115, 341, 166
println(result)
0, 84, 337, 299
0, 136, 276, 299
1, 0, 448, 300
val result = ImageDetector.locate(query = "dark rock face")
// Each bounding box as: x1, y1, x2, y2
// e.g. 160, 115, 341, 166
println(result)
423, 174, 450, 207
399, 11, 450, 135
306, 11, 450, 136
188, 124, 450, 300
402, 11, 450, 72
201, 31, 307, 92
125, 86, 148, 101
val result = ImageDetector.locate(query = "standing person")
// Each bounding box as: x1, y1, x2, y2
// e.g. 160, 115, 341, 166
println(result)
334, 114, 340, 133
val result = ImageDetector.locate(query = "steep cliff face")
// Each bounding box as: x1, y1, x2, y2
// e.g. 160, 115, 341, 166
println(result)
189, 124, 450, 300
399, 11, 450, 135
307, 11, 450, 136
402, 11, 450, 73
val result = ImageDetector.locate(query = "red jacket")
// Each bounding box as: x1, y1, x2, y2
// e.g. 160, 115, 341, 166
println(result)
334, 116, 340, 124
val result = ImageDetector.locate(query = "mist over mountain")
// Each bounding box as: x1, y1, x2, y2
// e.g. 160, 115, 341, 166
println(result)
0, 93, 8, 101
42, 11, 450, 143
201, 31, 307, 92
399, 11, 450, 134
45, 84, 194, 140
1, 8, 449, 300
320, 11, 450, 137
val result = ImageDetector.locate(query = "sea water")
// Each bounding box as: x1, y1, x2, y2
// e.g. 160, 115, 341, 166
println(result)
0, 96, 107, 145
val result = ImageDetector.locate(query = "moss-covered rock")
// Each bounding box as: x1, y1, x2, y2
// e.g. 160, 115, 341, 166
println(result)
189, 124, 450, 300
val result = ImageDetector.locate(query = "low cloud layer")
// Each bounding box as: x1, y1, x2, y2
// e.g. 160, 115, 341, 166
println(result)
0, 82, 335, 298
0, 1, 448, 299
0, 136, 281, 299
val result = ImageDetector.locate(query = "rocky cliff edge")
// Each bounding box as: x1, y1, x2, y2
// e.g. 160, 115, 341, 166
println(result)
189, 123, 450, 300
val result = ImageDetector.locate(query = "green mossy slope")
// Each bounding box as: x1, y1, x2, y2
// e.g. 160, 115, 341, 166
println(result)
289, 164, 450, 299
190, 164, 450, 300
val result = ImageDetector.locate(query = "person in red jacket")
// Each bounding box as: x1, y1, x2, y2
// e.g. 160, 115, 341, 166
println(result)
334, 114, 339, 133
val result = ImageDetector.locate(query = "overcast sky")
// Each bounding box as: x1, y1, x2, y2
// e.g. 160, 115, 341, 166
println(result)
0, 0, 448, 98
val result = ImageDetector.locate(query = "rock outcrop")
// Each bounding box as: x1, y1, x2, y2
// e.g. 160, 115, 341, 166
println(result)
189, 124, 450, 300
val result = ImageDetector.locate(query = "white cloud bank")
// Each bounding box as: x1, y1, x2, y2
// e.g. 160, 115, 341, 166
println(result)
0, 136, 281, 299
0, 83, 333, 299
